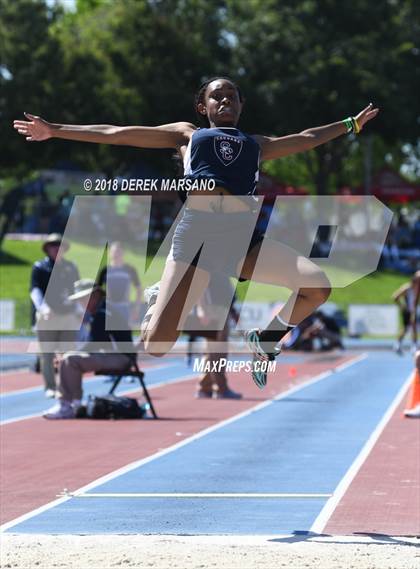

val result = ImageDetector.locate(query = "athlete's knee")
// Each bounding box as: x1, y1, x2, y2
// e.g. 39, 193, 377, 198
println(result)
142, 328, 175, 358
144, 346, 166, 358
300, 287, 330, 306
314, 284, 331, 304
300, 270, 331, 304
142, 331, 166, 358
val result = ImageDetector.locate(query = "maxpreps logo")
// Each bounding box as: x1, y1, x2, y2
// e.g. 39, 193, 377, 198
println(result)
214, 135, 243, 166
193, 358, 277, 374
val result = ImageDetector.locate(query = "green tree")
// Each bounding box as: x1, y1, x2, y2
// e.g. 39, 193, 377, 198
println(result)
2, 0, 419, 189
3, 0, 234, 176
225, 0, 420, 193
0, 0, 66, 176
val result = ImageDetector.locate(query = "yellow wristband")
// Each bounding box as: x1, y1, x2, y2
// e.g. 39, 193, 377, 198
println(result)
352, 117, 361, 134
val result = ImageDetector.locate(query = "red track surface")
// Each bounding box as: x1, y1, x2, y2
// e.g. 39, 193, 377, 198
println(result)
0, 370, 42, 393
1, 354, 351, 525
0, 370, 100, 394
325, 396, 420, 537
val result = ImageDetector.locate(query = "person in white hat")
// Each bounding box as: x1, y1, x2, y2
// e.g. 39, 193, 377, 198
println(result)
43, 279, 134, 419
30, 234, 80, 397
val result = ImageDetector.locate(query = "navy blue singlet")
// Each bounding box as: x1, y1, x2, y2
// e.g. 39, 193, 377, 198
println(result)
183, 127, 260, 196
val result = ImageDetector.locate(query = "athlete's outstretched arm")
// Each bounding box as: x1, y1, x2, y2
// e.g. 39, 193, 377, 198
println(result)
256, 103, 379, 160
13, 113, 195, 149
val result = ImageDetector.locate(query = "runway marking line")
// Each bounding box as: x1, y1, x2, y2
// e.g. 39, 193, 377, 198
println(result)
59, 492, 333, 499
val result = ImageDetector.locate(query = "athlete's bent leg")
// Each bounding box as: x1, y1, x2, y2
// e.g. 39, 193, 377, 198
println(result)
239, 239, 330, 387
142, 260, 210, 357
239, 238, 331, 328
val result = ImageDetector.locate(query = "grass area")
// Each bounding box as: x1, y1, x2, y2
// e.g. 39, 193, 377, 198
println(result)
0, 238, 408, 333
0, 239, 165, 333
236, 270, 407, 309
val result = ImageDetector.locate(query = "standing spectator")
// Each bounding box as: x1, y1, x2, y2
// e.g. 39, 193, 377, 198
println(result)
381, 232, 400, 270
97, 242, 142, 327
392, 271, 420, 355
114, 194, 131, 240
30, 234, 80, 397
50, 190, 73, 233
185, 272, 242, 399
413, 214, 420, 249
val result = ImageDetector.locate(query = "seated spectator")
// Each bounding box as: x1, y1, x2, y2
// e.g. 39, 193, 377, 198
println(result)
284, 311, 343, 352
43, 279, 134, 419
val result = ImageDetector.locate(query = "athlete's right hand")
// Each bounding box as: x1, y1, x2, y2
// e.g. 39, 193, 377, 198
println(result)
13, 112, 52, 141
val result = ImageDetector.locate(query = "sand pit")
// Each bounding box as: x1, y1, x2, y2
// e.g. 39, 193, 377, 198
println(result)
1, 534, 419, 569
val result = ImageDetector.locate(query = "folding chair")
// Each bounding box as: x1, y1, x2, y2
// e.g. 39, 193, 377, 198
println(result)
95, 356, 158, 419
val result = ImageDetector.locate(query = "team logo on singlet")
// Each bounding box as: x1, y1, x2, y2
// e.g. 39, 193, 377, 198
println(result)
214, 135, 243, 166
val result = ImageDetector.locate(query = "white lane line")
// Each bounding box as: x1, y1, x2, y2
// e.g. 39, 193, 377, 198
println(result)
0, 368, 32, 376
310, 369, 414, 535
59, 492, 332, 499
333, 352, 368, 372
1, 354, 367, 533
0, 373, 199, 426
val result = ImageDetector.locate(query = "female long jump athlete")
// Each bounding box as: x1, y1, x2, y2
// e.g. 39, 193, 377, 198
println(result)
14, 77, 378, 388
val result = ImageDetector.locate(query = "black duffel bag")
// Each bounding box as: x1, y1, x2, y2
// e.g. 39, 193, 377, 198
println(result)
86, 394, 146, 419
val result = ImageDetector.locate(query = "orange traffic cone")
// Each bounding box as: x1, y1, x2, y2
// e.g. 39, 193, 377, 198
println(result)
404, 369, 420, 418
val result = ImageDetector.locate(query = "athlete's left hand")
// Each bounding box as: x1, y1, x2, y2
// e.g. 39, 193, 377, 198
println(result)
354, 103, 379, 130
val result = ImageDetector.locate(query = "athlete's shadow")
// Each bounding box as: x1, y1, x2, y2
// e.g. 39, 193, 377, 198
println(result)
269, 531, 418, 547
